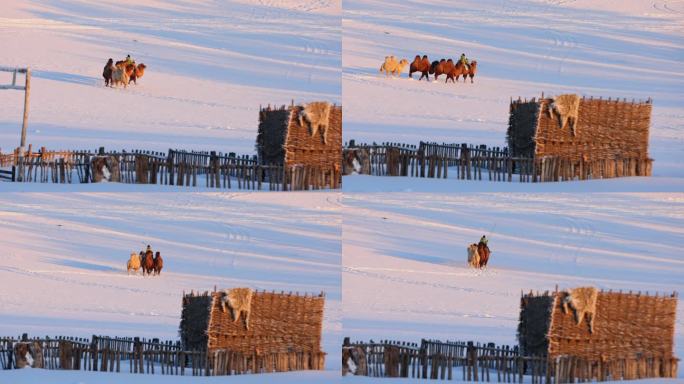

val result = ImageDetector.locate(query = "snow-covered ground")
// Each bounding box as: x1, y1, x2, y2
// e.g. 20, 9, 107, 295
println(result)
0, 191, 342, 381
343, 192, 684, 378
342, 0, 684, 181
1, 369, 342, 384
343, 173, 684, 193
345, 379, 684, 384
0, 0, 340, 153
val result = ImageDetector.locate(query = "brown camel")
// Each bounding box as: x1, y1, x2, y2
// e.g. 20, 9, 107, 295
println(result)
430, 59, 458, 83
129, 63, 146, 85
462, 60, 477, 83
153, 251, 163, 276
102, 58, 114, 87
477, 242, 490, 268
450, 61, 467, 84
142, 248, 154, 276
409, 55, 431, 80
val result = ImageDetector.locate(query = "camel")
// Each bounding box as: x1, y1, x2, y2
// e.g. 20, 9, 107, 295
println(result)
220, 288, 253, 329
126, 252, 141, 275
142, 248, 155, 276
409, 55, 431, 80
467, 244, 480, 268
462, 60, 477, 83
430, 59, 459, 83
429, 59, 444, 81
115, 60, 128, 68
392, 58, 409, 77
129, 63, 146, 85
153, 251, 163, 276
442, 59, 456, 83
111, 66, 130, 88
450, 61, 467, 84
379, 56, 409, 77
103, 58, 114, 87
477, 242, 490, 268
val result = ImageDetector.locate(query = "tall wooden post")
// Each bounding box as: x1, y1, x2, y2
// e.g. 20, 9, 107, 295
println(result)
20, 67, 31, 150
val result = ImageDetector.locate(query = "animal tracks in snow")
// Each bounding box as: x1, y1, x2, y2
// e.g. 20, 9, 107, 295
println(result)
653, 0, 684, 14
343, 266, 512, 298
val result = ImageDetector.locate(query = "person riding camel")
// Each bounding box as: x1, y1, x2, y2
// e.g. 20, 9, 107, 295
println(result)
459, 53, 470, 71
479, 235, 488, 247
125, 54, 134, 66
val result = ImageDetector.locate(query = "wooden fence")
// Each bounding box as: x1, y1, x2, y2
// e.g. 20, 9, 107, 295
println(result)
344, 141, 651, 182
0, 146, 340, 190
344, 338, 678, 382
0, 333, 322, 376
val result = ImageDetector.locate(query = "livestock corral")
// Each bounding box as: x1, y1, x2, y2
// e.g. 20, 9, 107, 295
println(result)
344, 94, 653, 183
0, 101, 342, 190
180, 289, 326, 373
256, 101, 342, 182
0, 287, 326, 377
518, 288, 677, 362
343, 287, 679, 382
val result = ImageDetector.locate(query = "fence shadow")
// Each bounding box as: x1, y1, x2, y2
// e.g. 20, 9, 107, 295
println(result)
33, 70, 100, 87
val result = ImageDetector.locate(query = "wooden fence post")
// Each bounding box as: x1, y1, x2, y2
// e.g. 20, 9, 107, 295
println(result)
91, 335, 98, 372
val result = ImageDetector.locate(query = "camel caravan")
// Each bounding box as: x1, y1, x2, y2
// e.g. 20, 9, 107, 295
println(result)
379, 53, 477, 83
467, 235, 491, 269
102, 54, 147, 88
126, 244, 163, 276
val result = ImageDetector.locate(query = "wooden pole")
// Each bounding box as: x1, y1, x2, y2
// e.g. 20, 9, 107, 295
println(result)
20, 68, 31, 149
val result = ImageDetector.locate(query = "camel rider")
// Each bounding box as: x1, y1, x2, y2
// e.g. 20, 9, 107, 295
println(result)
479, 235, 488, 246
459, 53, 470, 71
126, 55, 134, 65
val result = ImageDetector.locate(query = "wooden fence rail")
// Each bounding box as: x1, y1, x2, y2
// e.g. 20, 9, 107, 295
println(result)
0, 334, 323, 376
344, 141, 651, 182
344, 338, 678, 382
